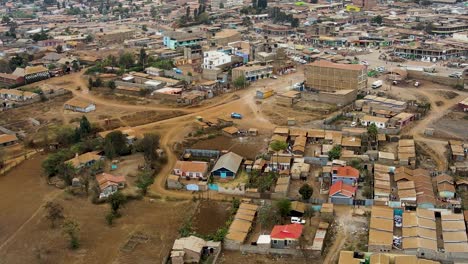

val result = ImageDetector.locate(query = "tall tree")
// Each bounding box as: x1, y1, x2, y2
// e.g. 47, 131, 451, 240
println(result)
62, 219, 80, 249
269, 140, 288, 171
299, 184, 313, 200
367, 123, 378, 141
135, 133, 160, 167
44, 201, 65, 228
103, 131, 128, 159
139, 48, 147, 67
275, 198, 291, 218
79, 116, 92, 138
108, 191, 126, 215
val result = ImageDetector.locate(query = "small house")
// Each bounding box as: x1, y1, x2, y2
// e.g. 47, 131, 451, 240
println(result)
331, 165, 359, 185
173, 160, 209, 180
64, 98, 96, 113
270, 224, 303, 249
268, 155, 292, 172
211, 152, 243, 179
329, 181, 356, 205
290, 201, 306, 217
65, 151, 102, 169
222, 126, 239, 137
167, 174, 183, 189
0, 134, 18, 147
96, 173, 126, 198
256, 88, 274, 99
435, 174, 455, 199
360, 115, 389, 129
290, 162, 310, 180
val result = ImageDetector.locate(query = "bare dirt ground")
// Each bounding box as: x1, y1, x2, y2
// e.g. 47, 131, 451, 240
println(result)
322, 205, 368, 264
0, 155, 57, 250
433, 111, 468, 140
218, 250, 309, 264
192, 201, 230, 236
0, 194, 192, 264
190, 135, 269, 160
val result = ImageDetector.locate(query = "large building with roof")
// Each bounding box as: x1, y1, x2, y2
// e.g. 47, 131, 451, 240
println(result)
304, 60, 367, 92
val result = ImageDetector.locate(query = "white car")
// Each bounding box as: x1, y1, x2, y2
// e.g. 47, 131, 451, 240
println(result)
361, 61, 369, 66
291, 217, 305, 224
350, 121, 357, 127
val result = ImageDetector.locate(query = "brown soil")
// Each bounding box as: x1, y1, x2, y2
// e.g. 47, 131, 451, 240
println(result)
218, 250, 309, 264
121, 110, 186, 127
190, 135, 269, 160
192, 201, 230, 236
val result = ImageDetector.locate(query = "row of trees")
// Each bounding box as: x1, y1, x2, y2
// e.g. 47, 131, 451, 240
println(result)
85, 48, 174, 75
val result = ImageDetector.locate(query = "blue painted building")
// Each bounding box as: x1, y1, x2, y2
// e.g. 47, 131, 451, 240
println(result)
211, 152, 243, 179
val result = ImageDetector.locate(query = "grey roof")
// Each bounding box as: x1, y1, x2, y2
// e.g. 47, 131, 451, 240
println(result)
211, 152, 243, 173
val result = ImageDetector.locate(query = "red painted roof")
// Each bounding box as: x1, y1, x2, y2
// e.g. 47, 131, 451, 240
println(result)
332, 166, 359, 178
329, 181, 356, 198
271, 224, 303, 240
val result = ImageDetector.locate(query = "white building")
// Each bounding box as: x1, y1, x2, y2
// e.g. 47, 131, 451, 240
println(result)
360, 115, 389, 129
211, 0, 243, 10
202, 51, 231, 70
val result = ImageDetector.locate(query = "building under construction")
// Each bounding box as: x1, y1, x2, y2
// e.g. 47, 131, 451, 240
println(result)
304, 60, 367, 92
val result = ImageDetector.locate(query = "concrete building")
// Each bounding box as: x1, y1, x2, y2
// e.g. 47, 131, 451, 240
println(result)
352, 0, 377, 9
95, 28, 134, 44
202, 50, 231, 70
209, 29, 242, 47
211, 0, 243, 10
163, 31, 206, 50
232, 64, 273, 82
304, 60, 367, 92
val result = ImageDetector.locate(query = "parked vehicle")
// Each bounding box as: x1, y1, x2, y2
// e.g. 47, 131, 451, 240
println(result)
449, 72, 462, 78
371, 80, 383, 89
231, 112, 242, 119
361, 61, 369, 66
291, 217, 305, 224
414, 81, 420, 87
270, 75, 278, 79
350, 121, 357, 127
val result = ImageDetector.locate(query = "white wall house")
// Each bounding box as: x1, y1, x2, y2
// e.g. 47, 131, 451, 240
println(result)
360, 115, 389, 129
202, 51, 231, 70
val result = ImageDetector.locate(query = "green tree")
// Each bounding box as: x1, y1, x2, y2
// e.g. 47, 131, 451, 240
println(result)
72, 61, 80, 71
142, 25, 147, 31
79, 116, 92, 138
258, 204, 280, 229
9, 56, 25, 71
219, 2, 224, 8
118, 52, 134, 69
134, 133, 160, 167
44, 201, 64, 228
299, 183, 313, 200
135, 171, 154, 195
55, 126, 78, 146
150, 6, 158, 17
94, 77, 103, 87
139, 48, 147, 67
367, 123, 378, 141
233, 75, 247, 88
42, 150, 74, 177
107, 80, 116, 90
371, 15, 383, 25
58, 162, 76, 185
108, 191, 126, 215
62, 219, 80, 249
328, 145, 341, 161
103, 131, 129, 159
269, 140, 288, 171
56, 44, 63, 53
275, 198, 291, 218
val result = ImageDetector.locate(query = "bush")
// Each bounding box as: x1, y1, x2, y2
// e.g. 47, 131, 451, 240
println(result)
106, 212, 116, 226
